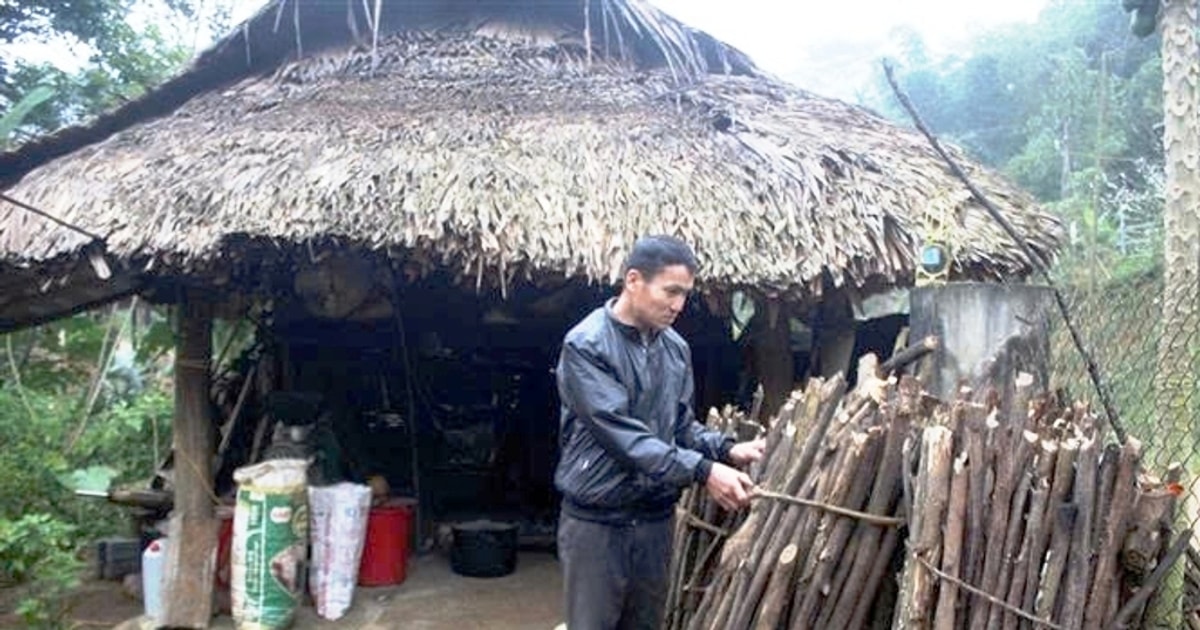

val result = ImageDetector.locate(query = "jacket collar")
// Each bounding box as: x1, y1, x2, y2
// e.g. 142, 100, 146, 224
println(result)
604, 297, 659, 345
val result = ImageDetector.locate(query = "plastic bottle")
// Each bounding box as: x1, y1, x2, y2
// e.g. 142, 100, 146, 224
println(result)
142, 537, 166, 622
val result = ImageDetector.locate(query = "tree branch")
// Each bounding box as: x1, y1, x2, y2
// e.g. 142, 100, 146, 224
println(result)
882, 59, 1127, 445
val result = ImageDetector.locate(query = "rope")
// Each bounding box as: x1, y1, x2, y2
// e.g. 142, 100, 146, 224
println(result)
175, 358, 211, 371
0, 192, 104, 242
174, 446, 222, 506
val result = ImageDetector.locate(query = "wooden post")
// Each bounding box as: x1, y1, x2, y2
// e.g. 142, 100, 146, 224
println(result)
162, 289, 217, 627
909, 282, 1054, 407
814, 291, 857, 381
817, 325, 856, 380
749, 305, 794, 420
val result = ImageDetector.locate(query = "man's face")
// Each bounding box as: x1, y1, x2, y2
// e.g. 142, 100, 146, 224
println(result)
625, 264, 695, 331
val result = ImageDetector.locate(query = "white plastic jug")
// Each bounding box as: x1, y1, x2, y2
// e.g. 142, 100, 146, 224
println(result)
142, 537, 166, 622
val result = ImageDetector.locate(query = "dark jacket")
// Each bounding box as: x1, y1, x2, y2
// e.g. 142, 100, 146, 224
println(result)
554, 299, 733, 525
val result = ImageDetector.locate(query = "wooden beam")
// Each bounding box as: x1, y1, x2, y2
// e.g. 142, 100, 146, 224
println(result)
0, 272, 143, 334
162, 289, 217, 627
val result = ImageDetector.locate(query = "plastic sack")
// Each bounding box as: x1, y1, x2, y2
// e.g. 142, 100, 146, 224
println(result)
307, 482, 371, 620
230, 458, 309, 630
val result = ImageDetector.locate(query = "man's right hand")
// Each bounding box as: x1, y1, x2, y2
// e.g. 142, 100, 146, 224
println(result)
704, 462, 755, 511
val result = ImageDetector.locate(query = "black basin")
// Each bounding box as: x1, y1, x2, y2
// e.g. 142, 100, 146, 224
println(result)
450, 520, 519, 578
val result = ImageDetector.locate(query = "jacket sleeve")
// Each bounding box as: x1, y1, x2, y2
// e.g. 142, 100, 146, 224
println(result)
557, 340, 705, 488
675, 360, 735, 466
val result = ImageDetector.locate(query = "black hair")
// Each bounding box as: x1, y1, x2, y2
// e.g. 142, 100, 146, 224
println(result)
621, 234, 699, 280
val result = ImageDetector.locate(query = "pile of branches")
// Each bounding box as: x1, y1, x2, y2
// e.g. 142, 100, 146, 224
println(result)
665, 354, 1186, 630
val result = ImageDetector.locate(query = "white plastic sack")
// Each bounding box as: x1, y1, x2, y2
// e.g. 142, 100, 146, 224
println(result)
307, 482, 372, 620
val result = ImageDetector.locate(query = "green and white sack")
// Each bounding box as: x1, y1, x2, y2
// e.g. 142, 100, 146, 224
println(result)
230, 458, 309, 630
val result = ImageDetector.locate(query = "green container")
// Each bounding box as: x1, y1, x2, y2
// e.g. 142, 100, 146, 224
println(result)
231, 459, 309, 630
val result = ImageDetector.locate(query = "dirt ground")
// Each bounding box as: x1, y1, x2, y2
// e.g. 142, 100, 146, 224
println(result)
96, 550, 564, 630
0, 578, 144, 629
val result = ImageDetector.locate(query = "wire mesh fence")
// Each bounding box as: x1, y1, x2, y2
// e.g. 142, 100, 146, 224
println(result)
1049, 261, 1200, 622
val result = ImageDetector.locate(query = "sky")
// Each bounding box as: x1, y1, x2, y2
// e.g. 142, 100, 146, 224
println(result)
6, 0, 1050, 104
215, 0, 1051, 101
647, 0, 1047, 101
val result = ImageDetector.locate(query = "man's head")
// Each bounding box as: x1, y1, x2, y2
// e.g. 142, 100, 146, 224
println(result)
617, 235, 698, 332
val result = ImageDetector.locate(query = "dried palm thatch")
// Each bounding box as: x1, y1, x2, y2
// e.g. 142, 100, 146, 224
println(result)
0, 0, 1061, 309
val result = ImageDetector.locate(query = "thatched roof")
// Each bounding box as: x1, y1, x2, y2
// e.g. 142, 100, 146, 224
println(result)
0, 0, 1062, 326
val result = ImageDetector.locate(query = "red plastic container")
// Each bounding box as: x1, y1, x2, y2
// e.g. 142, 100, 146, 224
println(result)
214, 505, 235, 613
215, 507, 234, 589
357, 499, 415, 586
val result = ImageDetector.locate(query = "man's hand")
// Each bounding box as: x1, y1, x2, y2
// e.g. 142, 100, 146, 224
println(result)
728, 437, 766, 467
705, 462, 756, 511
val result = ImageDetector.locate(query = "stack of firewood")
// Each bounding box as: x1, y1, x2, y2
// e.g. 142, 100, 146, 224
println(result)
665, 353, 1187, 630
666, 355, 910, 630
898, 374, 1184, 630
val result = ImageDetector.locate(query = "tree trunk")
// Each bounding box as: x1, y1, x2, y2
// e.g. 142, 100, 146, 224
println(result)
1149, 0, 1200, 626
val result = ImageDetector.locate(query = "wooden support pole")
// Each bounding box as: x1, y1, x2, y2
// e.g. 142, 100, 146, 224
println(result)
162, 290, 217, 627
749, 306, 795, 420
817, 324, 856, 381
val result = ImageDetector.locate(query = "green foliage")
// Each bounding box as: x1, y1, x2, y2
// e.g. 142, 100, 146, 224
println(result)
864, 0, 1164, 283
0, 84, 54, 148
0, 305, 175, 529
0, 513, 84, 628
1, 0, 232, 140
0, 304, 175, 625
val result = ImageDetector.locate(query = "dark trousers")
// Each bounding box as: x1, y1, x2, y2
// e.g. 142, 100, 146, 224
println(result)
557, 512, 674, 630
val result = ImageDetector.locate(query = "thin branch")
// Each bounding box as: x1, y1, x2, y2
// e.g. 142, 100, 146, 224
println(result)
675, 508, 730, 537
67, 305, 126, 454
913, 554, 1063, 629
751, 488, 904, 526
370, 0, 381, 73
6, 334, 37, 423
583, 0, 593, 66
882, 59, 1127, 445
0, 192, 104, 242
293, 0, 303, 58
881, 335, 939, 375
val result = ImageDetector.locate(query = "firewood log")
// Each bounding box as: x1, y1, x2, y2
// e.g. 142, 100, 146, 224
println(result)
821, 376, 918, 628
894, 425, 954, 629
791, 429, 885, 628
933, 450, 969, 630
986, 431, 1037, 630
1060, 428, 1099, 630
751, 543, 798, 630
1084, 438, 1141, 628
1016, 440, 1061, 629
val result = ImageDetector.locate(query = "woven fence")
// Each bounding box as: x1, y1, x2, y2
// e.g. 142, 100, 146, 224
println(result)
1049, 262, 1200, 622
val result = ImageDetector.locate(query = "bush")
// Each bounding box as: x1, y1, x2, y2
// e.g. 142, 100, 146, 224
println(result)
0, 513, 84, 628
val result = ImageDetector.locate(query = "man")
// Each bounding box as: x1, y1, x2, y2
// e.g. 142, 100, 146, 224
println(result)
554, 235, 766, 630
